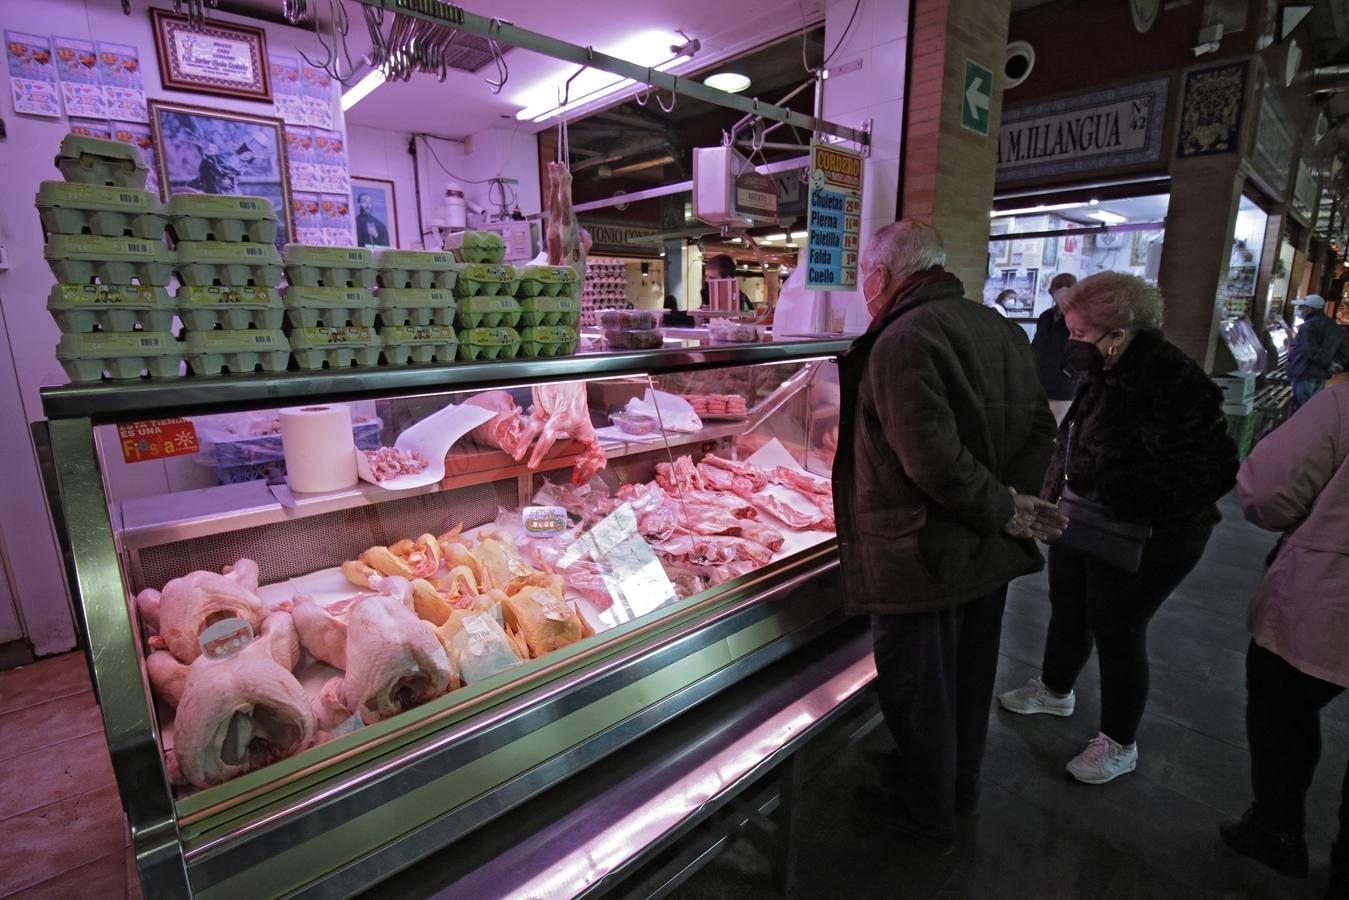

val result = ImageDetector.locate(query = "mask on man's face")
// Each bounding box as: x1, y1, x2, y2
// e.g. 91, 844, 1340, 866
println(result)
863, 267, 888, 317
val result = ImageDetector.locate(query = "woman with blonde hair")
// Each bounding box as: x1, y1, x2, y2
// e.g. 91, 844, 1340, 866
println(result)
999, 272, 1238, 784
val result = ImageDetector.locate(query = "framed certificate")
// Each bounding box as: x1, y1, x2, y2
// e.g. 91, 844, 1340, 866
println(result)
151, 8, 272, 102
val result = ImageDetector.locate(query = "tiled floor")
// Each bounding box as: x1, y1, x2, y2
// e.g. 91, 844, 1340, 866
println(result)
0, 653, 140, 899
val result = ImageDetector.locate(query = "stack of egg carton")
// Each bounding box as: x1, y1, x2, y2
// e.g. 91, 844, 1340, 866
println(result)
41, 134, 181, 382
450, 230, 520, 361
282, 246, 381, 369
515, 264, 581, 357
374, 249, 460, 364
168, 194, 290, 376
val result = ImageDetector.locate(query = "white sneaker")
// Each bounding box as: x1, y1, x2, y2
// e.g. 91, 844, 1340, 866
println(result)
998, 677, 1075, 717
1066, 732, 1138, 784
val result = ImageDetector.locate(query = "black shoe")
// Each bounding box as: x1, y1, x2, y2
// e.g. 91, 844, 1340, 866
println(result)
851, 784, 956, 855
1219, 809, 1309, 878
1326, 864, 1348, 900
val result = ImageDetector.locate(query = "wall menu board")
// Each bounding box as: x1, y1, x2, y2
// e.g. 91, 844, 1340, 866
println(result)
804, 141, 864, 292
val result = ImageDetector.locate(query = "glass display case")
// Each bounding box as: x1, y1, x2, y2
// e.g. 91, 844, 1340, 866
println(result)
37, 339, 849, 898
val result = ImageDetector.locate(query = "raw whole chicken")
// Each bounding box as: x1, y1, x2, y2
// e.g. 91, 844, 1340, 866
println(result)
146, 650, 190, 708
520, 383, 607, 486
154, 560, 265, 664
464, 390, 532, 458
319, 577, 455, 726
172, 612, 316, 788
292, 594, 351, 669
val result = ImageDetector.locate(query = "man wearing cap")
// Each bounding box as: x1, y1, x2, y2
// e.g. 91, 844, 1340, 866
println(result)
1288, 295, 1345, 408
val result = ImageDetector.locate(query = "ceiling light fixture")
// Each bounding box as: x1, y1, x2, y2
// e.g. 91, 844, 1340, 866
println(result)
341, 69, 386, 112
790, 230, 808, 239
990, 201, 1083, 218
704, 72, 751, 93
515, 31, 696, 123
1088, 209, 1128, 225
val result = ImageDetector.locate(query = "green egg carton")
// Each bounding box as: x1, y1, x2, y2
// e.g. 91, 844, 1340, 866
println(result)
54, 134, 148, 188
44, 234, 174, 286
35, 181, 166, 239
518, 325, 578, 358
178, 285, 285, 331
375, 249, 459, 290
184, 328, 290, 376
288, 325, 381, 370
175, 241, 284, 287
167, 194, 279, 244
517, 295, 580, 327
282, 285, 377, 328
516, 265, 580, 299
377, 287, 456, 327
453, 263, 518, 299
47, 284, 175, 333
455, 294, 521, 329
457, 326, 521, 361
56, 331, 182, 382
282, 244, 377, 289
447, 230, 506, 265
379, 324, 459, 365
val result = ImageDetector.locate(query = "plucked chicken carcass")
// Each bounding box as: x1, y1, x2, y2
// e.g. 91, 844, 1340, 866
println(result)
519, 382, 607, 486
150, 559, 265, 664
171, 611, 315, 788
464, 390, 533, 458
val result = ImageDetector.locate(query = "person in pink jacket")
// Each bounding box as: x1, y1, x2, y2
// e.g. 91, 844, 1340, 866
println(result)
1220, 373, 1349, 900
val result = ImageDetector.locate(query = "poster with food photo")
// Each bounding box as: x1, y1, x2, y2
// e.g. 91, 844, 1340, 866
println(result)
269, 54, 306, 124
6, 31, 61, 117
53, 36, 108, 119
97, 40, 147, 122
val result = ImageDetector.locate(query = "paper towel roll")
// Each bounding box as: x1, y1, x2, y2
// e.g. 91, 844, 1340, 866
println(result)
280, 404, 358, 493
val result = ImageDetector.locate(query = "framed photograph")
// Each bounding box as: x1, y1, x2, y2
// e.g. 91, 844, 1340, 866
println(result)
1041, 233, 1059, 269
151, 8, 271, 102
148, 99, 291, 247
351, 176, 398, 249
989, 220, 1012, 266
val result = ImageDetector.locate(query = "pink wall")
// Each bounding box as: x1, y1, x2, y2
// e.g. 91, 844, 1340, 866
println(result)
0, 1, 349, 655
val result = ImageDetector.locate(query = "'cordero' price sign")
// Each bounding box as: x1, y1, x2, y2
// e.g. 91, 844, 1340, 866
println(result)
804, 141, 864, 291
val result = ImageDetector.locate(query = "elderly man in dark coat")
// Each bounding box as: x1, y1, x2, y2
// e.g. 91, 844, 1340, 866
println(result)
833, 220, 1063, 848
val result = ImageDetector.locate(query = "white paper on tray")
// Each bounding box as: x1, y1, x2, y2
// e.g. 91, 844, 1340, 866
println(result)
355, 402, 496, 491
625, 389, 703, 433
747, 437, 828, 518
594, 425, 668, 444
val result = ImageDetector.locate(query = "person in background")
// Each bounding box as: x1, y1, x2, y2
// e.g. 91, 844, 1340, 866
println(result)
1288, 295, 1345, 409
1221, 370, 1349, 899
1032, 273, 1079, 424
700, 254, 753, 311
988, 288, 1014, 317
834, 220, 1064, 849
662, 295, 695, 328
999, 272, 1238, 784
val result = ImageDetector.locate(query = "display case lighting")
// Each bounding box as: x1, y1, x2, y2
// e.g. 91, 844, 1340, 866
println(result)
990, 202, 1083, 218
1088, 209, 1128, 225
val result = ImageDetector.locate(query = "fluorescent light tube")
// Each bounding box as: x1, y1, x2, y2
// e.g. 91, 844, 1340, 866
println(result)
341, 69, 386, 111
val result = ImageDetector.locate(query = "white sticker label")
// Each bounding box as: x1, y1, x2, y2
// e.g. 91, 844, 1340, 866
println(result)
463, 613, 493, 656
536, 591, 569, 622
523, 505, 568, 536
199, 617, 254, 660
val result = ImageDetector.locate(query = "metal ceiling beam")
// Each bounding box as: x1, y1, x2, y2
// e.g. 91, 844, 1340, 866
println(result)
355, 0, 870, 147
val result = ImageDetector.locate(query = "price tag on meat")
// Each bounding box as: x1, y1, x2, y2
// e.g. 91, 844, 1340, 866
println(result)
805, 141, 865, 291
199, 617, 254, 660
117, 418, 200, 464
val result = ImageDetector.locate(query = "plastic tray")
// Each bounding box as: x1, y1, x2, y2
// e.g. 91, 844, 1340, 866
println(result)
516, 265, 580, 298
598, 308, 662, 329
167, 194, 279, 244
602, 327, 665, 350
517, 295, 580, 327
175, 241, 284, 287
35, 181, 166, 239
55, 134, 148, 188
379, 324, 460, 365
708, 319, 766, 344
283, 245, 377, 289
447, 230, 506, 265
455, 294, 521, 329
47, 284, 175, 333
178, 285, 285, 331
44, 234, 174, 286
283, 285, 377, 328
518, 325, 578, 358
375, 249, 459, 290
56, 331, 182, 382
453, 263, 518, 298
377, 287, 456, 327
184, 329, 291, 376
288, 326, 381, 370
457, 326, 521, 361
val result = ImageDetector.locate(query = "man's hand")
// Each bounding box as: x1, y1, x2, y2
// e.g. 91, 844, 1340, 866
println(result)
1004, 490, 1070, 541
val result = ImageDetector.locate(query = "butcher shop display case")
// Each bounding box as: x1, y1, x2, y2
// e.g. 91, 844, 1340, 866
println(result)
37, 338, 850, 898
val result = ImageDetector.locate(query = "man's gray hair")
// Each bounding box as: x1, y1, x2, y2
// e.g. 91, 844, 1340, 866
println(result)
862, 220, 946, 279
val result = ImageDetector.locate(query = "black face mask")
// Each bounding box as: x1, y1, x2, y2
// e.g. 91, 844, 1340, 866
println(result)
1062, 338, 1105, 373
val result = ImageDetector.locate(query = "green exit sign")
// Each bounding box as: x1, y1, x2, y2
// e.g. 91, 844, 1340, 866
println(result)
962, 60, 993, 136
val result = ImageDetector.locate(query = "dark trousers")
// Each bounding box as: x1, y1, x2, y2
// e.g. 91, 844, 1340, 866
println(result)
1246, 641, 1348, 869
871, 587, 1007, 837
1041, 523, 1213, 745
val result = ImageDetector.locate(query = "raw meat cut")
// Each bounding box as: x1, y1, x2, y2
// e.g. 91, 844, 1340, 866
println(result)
521, 382, 607, 486
353, 534, 442, 581
700, 454, 771, 491
363, 447, 428, 481
172, 612, 316, 788
156, 560, 265, 664
334, 587, 455, 725
654, 456, 704, 493
502, 585, 583, 658
147, 650, 189, 707
292, 594, 349, 669
464, 391, 532, 457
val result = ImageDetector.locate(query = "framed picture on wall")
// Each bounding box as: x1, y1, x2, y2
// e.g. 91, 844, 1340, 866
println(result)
1041, 233, 1059, 269
151, 9, 272, 101
148, 100, 292, 248
351, 176, 398, 249
989, 219, 1011, 267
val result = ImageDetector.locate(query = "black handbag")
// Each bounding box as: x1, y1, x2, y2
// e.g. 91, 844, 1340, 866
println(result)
1051, 423, 1152, 573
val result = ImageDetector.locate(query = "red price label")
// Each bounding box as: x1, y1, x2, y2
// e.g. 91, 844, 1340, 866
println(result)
116, 418, 200, 464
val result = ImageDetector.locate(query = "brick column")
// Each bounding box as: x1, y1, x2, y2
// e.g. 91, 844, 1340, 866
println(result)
902, 0, 1011, 293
